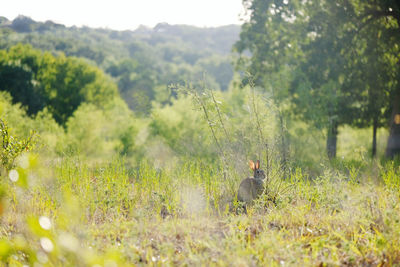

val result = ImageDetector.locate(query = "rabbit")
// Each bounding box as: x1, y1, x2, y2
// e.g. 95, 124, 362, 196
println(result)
237, 160, 266, 207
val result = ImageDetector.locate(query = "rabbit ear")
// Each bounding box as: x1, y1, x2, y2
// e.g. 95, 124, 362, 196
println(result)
249, 160, 255, 170
255, 160, 260, 169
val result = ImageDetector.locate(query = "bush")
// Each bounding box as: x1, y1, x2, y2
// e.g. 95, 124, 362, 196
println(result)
59, 99, 139, 161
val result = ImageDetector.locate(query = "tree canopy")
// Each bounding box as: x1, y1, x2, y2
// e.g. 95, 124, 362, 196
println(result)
235, 0, 400, 158
0, 44, 118, 124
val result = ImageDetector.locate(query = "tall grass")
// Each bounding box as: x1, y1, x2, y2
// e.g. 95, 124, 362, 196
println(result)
2, 153, 400, 266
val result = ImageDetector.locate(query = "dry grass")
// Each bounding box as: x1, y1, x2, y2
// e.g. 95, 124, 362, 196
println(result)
1, 156, 400, 266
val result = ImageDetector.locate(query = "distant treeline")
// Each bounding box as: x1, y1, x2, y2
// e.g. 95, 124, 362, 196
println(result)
0, 15, 239, 114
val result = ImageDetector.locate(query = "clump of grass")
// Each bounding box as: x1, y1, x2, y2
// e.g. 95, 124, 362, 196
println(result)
380, 161, 400, 192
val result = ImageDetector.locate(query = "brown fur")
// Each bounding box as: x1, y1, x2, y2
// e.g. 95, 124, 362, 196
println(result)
237, 160, 266, 205
237, 178, 264, 204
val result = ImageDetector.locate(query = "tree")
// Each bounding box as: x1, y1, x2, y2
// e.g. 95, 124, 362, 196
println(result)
356, 1, 400, 158
236, 0, 355, 159
338, 0, 400, 158
0, 44, 47, 114
236, 0, 400, 159
106, 59, 156, 115
41, 55, 118, 124
344, 12, 394, 157
0, 45, 118, 125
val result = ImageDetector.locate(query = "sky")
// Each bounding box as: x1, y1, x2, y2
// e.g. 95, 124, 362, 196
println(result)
2, 0, 246, 30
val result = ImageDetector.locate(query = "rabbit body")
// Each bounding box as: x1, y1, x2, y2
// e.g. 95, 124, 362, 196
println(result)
237, 177, 264, 204
237, 160, 266, 205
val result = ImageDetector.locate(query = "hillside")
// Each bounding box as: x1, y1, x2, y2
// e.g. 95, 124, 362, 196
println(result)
0, 15, 239, 56
0, 15, 240, 113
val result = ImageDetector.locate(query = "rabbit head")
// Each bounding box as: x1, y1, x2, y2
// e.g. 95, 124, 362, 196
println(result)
249, 160, 265, 180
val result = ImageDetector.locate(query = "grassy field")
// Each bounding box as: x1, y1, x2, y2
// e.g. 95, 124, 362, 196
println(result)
1, 154, 400, 266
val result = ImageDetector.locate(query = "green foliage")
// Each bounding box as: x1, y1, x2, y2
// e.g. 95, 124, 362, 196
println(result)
194, 55, 234, 91
58, 99, 138, 160
0, 17, 238, 116
107, 58, 155, 115
0, 44, 118, 125
149, 94, 213, 160
61, 104, 107, 156
0, 43, 47, 115
0, 83, 138, 161
0, 153, 130, 265
41, 54, 118, 124
0, 119, 35, 170
235, 0, 400, 158
380, 161, 400, 193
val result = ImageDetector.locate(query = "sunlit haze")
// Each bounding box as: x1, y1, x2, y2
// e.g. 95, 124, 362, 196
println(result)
2, 0, 245, 30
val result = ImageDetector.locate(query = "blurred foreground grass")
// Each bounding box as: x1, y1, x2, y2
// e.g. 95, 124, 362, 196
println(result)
1, 153, 400, 266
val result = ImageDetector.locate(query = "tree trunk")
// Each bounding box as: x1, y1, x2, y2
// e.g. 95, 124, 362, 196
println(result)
372, 117, 378, 158
385, 88, 400, 158
327, 119, 338, 159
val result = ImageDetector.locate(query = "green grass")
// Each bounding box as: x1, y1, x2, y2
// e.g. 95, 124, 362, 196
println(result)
1, 154, 400, 266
